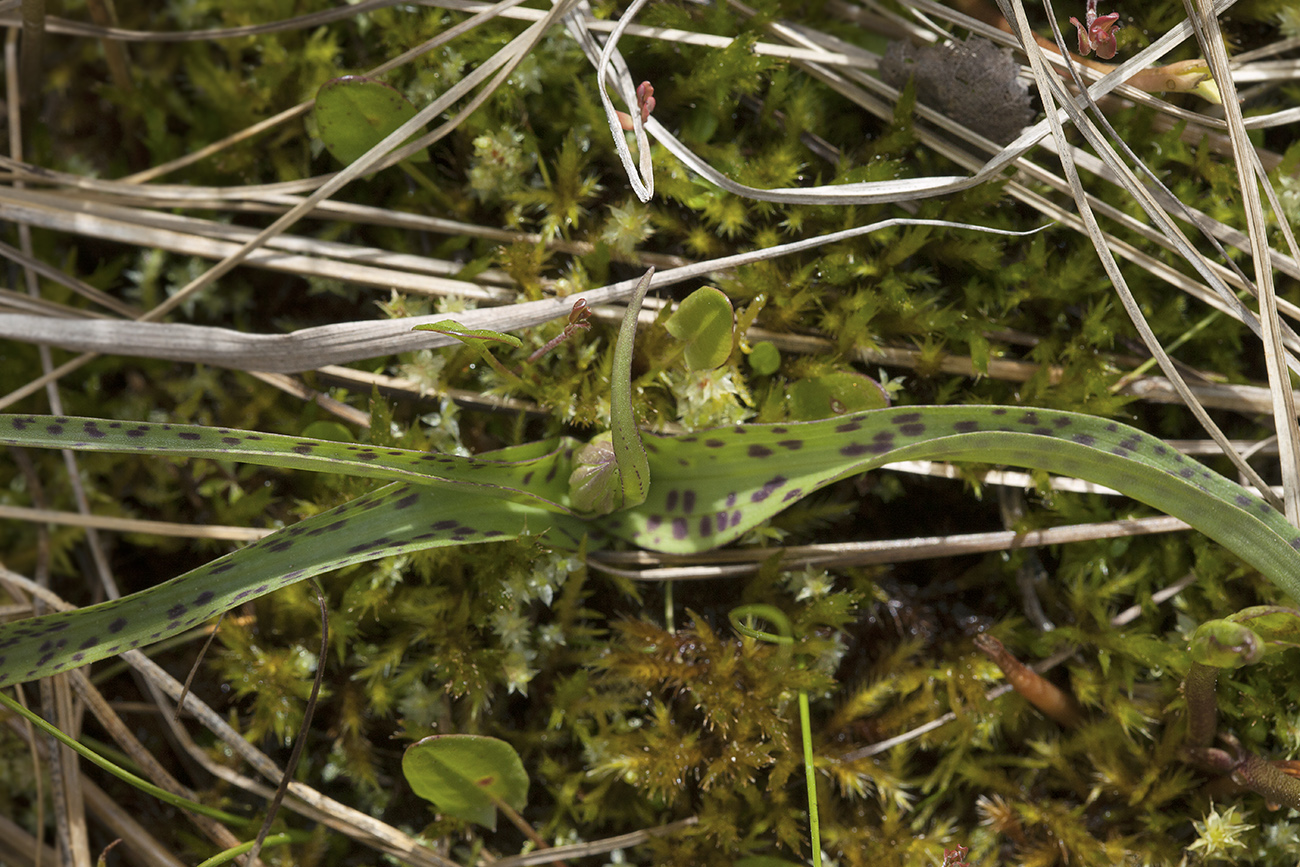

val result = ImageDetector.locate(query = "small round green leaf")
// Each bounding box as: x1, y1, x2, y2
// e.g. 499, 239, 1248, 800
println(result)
788, 371, 890, 420
402, 734, 529, 830
314, 76, 429, 167
747, 341, 781, 376
665, 286, 734, 370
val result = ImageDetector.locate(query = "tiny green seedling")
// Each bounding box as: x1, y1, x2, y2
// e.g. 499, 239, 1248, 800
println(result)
1182, 606, 1300, 809
787, 370, 890, 421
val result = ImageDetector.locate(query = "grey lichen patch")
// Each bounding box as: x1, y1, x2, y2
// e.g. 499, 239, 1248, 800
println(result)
879, 36, 1034, 145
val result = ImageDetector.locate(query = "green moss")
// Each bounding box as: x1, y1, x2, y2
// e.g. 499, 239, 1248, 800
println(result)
7, 2, 1300, 865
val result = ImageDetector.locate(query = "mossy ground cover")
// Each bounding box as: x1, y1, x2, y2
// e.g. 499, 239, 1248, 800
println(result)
2, 0, 1300, 864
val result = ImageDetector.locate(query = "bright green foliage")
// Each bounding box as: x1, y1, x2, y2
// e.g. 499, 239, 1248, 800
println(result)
665, 286, 735, 371
403, 735, 529, 830
6, 399, 1300, 693
314, 76, 429, 166
787, 371, 890, 420
7, 1, 1300, 865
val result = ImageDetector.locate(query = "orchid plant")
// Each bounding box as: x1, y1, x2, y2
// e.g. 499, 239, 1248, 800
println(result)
2, 269, 1300, 694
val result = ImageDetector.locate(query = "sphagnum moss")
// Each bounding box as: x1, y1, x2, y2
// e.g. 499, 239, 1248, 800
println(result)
3, 0, 1300, 865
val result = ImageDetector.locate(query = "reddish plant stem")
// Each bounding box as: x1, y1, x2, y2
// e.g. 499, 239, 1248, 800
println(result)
974, 634, 1084, 728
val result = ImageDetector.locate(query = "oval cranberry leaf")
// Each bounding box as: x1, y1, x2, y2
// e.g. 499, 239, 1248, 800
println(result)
665, 286, 734, 371
788, 371, 889, 420
314, 76, 429, 166
402, 734, 529, 830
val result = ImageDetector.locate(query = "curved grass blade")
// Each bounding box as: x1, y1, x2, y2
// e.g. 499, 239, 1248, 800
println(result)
0, 415, 577, 512
608, 267, 653, 508
0, 484, 582, 688
602, 406, 1300, 603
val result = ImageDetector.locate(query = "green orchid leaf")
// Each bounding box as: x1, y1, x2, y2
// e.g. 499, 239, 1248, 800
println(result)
6, 404, 1300, 690
0, 415, 575, 513
608, 267, 653, 509
788, 371, 890, 420
1218, 606, 1300, 658
0, 483, 581, 688
402, 734, 529, 830
1189, 620, 1264, 669
600, 406, 1300, 606
314, 76, 429, 166
665, 286, 734, 370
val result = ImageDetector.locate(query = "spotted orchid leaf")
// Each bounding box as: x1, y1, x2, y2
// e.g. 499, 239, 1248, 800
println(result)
0, 483, 587, 688
4, 402, 1300, 688
597, 406, 1300, 606
0, 415, 578, 513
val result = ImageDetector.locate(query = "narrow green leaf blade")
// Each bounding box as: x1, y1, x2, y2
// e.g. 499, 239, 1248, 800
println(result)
600, 406, 1300, 603
609, 268, 653, 508
412, 320, 525, 348
0, 415, 576, 513
0, 484, 583, 688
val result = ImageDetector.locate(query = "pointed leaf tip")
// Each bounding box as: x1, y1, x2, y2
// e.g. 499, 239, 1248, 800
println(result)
609, 268, 654, 509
